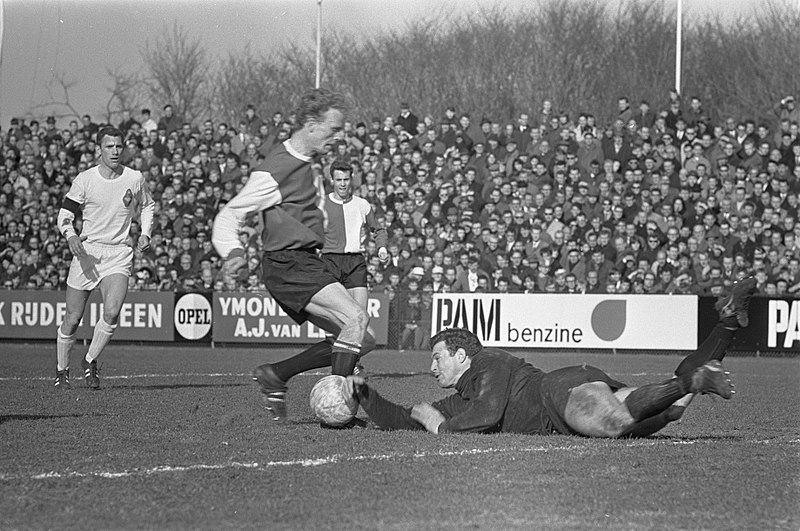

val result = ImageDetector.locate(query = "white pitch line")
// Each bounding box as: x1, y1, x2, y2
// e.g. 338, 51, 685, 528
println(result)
0, 371, 672, 382
0, 371, 336, 381
1, 438, 793, 482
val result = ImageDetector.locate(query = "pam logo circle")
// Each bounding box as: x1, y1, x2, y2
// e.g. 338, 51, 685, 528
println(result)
174, 293, 212, 340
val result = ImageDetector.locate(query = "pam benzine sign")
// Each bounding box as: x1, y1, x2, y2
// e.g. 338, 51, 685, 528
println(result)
434, 296, 502, 343
432, 293, 697, 349
767, 300, 800, 348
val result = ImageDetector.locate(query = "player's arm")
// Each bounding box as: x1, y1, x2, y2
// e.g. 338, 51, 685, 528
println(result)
364, 205, 389, 263
212, 170, 282, 258
137, 174, 156, 251
346, 376, 426, 431
212, 170, 282, 281
57, 180, 86, 258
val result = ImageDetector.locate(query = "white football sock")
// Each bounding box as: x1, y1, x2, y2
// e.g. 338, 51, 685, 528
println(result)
56, 325, 76, 371
85, 319, 116, 363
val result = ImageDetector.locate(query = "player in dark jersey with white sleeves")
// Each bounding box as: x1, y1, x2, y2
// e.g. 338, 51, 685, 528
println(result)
212, 88, 376, 423
321, 160, 389, 338
55, 126, 155, 389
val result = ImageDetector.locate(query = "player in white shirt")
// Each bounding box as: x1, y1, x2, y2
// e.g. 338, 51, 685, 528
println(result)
321, 160, 389, 313
54, 127, 155, 389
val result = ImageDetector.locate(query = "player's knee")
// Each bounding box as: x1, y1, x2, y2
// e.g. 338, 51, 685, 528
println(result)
360, 331, 376, 353
60, 316, 80, 335
61, 309, 84, 330
102, 311, 121, 326
346, 307, 370, 334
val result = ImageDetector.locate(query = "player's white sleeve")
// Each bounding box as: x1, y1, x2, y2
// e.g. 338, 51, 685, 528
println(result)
138, 176, 155, 238
212, 170, 282, 259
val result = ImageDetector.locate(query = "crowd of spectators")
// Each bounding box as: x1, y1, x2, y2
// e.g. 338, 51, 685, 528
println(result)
1, 94, 800, 345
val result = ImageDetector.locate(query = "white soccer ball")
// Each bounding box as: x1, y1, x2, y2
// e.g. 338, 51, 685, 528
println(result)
309, 375, 358, 427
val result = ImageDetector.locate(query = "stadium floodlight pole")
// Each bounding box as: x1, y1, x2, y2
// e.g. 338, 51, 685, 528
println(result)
315, 0, 322, 89
675, 0, 683, 96
0, 0, 4, 125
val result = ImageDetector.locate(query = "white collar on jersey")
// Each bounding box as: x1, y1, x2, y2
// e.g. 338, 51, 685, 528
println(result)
328, 192, 353, 205
284, 139, 313, 162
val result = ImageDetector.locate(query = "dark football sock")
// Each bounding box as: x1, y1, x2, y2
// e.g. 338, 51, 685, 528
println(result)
272, 339, 333, 382
618, 404, 687, 438
331, 339, 361, 376
624, 373, 693, 422
674, 324, 736, 376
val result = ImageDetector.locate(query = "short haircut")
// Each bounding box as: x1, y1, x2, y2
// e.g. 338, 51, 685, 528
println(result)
96, 126, 124, 144
329, 160, 352, 179
429, 328, 483, 358
294, 88, 347, 128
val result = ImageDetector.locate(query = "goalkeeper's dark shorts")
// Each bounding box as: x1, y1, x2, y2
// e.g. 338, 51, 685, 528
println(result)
541, 365, 627, 435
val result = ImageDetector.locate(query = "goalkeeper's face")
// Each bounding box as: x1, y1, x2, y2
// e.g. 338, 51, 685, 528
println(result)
430, 341, 467, 389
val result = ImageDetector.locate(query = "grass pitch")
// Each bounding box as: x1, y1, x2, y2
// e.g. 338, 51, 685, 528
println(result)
1, 343, 798, 530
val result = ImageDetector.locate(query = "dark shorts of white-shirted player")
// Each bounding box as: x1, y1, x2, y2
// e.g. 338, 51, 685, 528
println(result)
321, 253, 368, 289
261, 248, 338, 324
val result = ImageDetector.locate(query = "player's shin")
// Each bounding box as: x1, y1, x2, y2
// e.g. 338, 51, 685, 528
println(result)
85, 318, 116, 362
623, 372, 693, 422
56, 325, 76, 371
272, 339, 334, 382
674, 324, 736, 376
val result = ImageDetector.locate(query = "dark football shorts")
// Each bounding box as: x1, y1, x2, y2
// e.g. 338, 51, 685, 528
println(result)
540, 365, 627, 435
261, 249, 338, 324
321, 253, 368, 289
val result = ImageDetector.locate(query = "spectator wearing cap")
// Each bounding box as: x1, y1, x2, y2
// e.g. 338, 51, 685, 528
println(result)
430, 265, 448, 292
396, 102, 419, 135
775, 95, 800, 125
42, 115, 61, 144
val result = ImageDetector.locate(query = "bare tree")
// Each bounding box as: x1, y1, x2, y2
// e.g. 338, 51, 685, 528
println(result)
140, 22, 211, 124
29, 72, 83, 123
103, 67, 147, 125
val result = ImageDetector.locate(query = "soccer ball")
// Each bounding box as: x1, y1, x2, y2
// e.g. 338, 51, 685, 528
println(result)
309, 375, 358, 427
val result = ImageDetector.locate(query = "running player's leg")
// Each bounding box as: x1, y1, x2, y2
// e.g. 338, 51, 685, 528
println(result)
347, 285, 376, 346
267, 287, 376, 384
304, 282, 370, 375
78, 273, 127, 389
55, 286, 91, 389
84, 273, 128, 364
344, 285, 377, 352
253, 284, 369, 422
